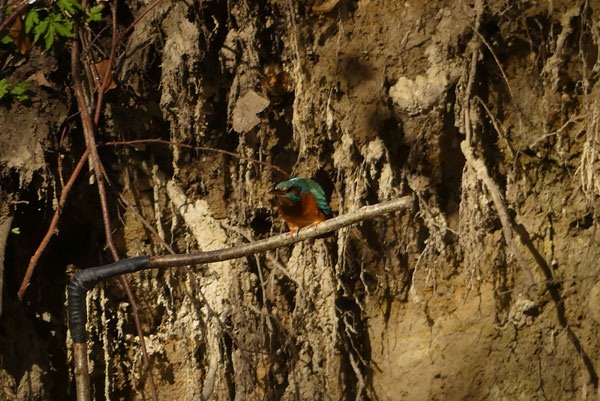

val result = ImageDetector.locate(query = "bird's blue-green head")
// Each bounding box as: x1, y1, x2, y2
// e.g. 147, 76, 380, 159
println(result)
270, 177, 332, 217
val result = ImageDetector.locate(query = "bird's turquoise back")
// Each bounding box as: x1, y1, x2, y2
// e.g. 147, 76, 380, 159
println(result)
275, 178, 332, 217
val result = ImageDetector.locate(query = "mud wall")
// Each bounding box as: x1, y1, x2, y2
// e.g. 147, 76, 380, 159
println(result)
1, 0, 600, 400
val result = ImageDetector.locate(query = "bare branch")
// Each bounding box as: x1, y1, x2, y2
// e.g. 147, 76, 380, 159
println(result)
117, 0, 164, 44
71, 30, 158, 401
460, 139, 534, 284
0, 0, 27, 35
105, 138, 291, 178
17, 149, 90, 299
150, 197, 412, 269
93, 0, 118, 124
69, 196, 412, 400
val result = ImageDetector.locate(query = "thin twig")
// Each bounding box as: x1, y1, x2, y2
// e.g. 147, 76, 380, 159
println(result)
69, 196, 413, 400
92, 0, 158, 392
220, 221, 300, 286
0, 0, 8, 28
469, 14, 527, 138
17, 149, 90, 299
460, 139, 535, 284
460, 5, 599, 388
71, 30, 158, 401
461, 3, 534, 284
104, 138, 291, 177
116, 0, 164, 44
474, 96, 516, 158
149, 197, 413, 269
57, 124, 70, 188
470, 26, 515, 101
78, 30, 97, 103
93, 0, 118, 124
117, 193, 244, 397
529, 114, 586, 149
0, 0, 27, 35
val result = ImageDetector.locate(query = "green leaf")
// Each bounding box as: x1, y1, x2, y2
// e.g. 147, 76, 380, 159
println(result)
44, 22, 55, 49
10, 82, 31, 101
57, 0, 75, 14
11, 227, 20, 235
53, 19, 74, 38
86, 5, 103, 23
33, 18, 49, 44
90, 5, 104, 14
1, 34, 13, 44
73, 0, 85, 11
57, 0, 83, 14
25, 9, 39, 34
10, 82, 31, 94
0, 79, 9, 99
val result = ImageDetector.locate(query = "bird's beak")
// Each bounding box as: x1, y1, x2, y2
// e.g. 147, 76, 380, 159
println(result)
269, 188, 286, 195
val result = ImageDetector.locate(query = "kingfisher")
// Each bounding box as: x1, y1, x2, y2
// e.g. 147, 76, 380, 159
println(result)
270, 177, 332, 237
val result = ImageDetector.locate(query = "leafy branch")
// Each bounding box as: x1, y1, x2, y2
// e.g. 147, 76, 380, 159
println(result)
0, 79, 30, 101
3, 0, 165, 398
2, 0, 103, 50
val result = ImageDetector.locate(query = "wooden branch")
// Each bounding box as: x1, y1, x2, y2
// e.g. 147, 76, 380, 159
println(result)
73, 343, 91, 401
71, 30, 158, 401
0, 215, 13, 316
69, 196, 412, 338
0, 0, 27, 35
93, 0, 118, 124
460, 30, 534, 285
460, 139, 534, 284
149, 197, 412, 268
116, 0, 164, 44
69, 196, 412, 333
17, 149, 90, 299
68, 196, 412, 400
104, 138, 291, 178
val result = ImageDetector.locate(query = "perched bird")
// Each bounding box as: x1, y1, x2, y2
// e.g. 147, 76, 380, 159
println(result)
270, 177, 332, 237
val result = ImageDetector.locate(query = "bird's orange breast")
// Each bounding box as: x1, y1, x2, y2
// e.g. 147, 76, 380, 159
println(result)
277, 192, 328, 231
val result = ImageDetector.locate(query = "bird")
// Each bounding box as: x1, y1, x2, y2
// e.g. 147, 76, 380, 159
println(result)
270, 177, 332, 237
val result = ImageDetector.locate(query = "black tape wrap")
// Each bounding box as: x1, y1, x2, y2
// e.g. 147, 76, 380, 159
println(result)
67, 256, 151, 343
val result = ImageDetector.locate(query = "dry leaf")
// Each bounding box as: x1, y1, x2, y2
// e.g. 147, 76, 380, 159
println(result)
93, 59, 117, 92
232, 90, 270, 133
27, 70, 54, 88
9, 17, 32, 55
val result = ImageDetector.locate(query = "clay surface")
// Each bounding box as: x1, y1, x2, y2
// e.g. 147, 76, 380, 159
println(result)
1, 0, 600, 400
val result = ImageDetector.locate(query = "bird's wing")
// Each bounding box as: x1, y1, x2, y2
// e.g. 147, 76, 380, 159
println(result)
306, 179, 332, 217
